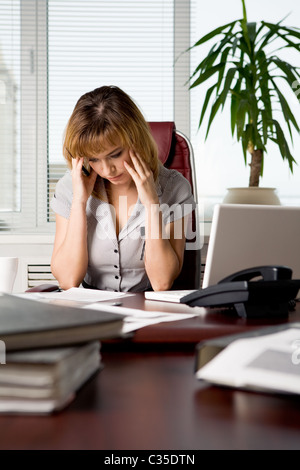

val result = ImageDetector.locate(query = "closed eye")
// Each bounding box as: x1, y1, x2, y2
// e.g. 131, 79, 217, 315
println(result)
110, 151, 123, 159
88, 149, 124, 163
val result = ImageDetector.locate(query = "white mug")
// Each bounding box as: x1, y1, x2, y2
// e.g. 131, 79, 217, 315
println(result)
0, 257, 18, 293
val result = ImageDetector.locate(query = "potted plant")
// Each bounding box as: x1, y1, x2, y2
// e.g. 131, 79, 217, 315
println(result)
189, 0, 300, 204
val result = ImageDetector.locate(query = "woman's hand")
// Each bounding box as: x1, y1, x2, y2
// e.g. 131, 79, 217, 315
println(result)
124, 151, 159, 207
71, 158, 97, 205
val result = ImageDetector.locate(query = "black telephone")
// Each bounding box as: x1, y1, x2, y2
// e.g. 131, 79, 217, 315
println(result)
181, 266, 300, 318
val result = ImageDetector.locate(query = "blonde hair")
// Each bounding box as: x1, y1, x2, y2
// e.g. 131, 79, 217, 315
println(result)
63, 86, 161, 198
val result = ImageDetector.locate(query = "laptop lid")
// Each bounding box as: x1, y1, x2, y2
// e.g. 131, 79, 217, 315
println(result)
202, 204, 300, 288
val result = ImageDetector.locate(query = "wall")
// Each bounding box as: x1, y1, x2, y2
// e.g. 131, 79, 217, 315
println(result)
0, 234, 55, 292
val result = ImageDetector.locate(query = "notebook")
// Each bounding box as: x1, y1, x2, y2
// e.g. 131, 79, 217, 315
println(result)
202, 204, 300, 288
0, 293, 124, 351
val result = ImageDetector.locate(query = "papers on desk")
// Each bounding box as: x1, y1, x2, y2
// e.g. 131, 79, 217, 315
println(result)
4, 287, 198, 414
196, 325, 300, 395
82, 302, 198, 334
27, 287, 133, 303
21, 287, 199, 334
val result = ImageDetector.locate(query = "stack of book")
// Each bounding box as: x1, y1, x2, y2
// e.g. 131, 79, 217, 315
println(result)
0, 341, 101, 414
0, 292, 125, 414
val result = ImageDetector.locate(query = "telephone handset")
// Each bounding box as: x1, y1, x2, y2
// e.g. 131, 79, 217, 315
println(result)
81, 165, 90, 177
181, 266, 300, 318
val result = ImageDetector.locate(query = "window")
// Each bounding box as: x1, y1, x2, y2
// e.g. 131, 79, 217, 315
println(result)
48, 0, 175, 223
0, 0, 21, 226
0, 0, 49, 231
0, 0, 191, 232
190, 0, 300, 223
2, 0, 298, 234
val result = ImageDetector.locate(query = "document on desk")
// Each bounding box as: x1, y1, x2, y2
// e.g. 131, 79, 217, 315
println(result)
82, 302, 198, 334
20, 288, 199, 334
196, 326, 300, 395
29, 287, 133, 303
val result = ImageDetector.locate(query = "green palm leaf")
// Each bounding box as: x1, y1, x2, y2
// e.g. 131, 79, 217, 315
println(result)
188, 0, 300, 186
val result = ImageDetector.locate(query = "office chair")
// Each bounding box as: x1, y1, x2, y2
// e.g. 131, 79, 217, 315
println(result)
27, 122, 201, 293
149, 122, 201, 290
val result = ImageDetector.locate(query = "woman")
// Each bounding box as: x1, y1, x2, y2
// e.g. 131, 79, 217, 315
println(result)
50, 85, 195, 292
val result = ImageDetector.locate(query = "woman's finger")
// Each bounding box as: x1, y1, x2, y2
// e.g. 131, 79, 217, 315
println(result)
123, 160, 137, 179
71, 157, 82, 171
129, 150, 148, 177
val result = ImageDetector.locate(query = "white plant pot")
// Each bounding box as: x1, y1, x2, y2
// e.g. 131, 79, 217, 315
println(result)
223, 187, 281, 205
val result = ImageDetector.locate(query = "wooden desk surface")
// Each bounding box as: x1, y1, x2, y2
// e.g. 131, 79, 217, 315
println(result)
121, 293, 300, 346
1, 347, 300, 450
0, 296, 300, 450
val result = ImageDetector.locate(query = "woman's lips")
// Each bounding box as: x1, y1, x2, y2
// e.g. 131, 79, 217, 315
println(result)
108, 174, 122, 181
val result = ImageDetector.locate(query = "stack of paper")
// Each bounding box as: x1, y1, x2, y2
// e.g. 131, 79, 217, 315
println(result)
0, 341, 101, 414
22, 288, 200, 334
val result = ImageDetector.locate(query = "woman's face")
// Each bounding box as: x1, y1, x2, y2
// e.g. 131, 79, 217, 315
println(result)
87, 144, 132, 185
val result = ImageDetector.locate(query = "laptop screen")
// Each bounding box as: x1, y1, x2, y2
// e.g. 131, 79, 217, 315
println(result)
202, 204, 300, 288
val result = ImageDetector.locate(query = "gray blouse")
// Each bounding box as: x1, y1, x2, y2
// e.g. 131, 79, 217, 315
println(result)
50, 165, 195, 292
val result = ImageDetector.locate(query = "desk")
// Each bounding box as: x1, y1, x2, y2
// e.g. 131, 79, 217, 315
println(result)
1, 296, 300, 450
121, 293, 300, 346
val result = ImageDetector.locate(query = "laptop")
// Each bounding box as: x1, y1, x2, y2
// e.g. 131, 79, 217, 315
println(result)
202, 204, 300, 288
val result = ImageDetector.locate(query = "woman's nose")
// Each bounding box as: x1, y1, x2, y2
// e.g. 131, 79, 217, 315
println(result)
100, 160, 115, 176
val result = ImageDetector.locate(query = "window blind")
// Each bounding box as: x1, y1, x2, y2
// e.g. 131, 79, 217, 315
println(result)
0, 0, 48, 232
0, 0, 21, 229
47, 0, 174, 222
0, 0, 192, 232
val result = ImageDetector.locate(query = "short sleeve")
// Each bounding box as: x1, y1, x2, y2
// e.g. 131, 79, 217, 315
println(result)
158, 167, 196, 224
50, 171, 73, 219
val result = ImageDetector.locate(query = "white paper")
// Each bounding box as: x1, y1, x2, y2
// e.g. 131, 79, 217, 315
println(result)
18, 288, 199, 334
19, 287, 133, 302
83, 302, 198, 333
144, 289, 197, 303
197, 327, 300, 394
